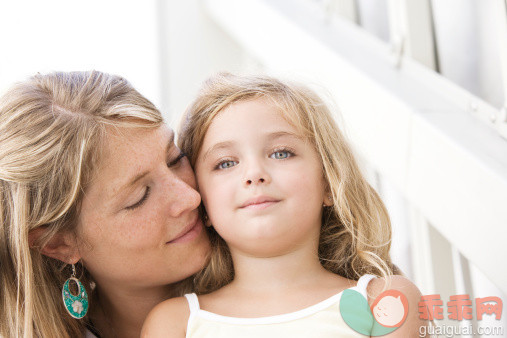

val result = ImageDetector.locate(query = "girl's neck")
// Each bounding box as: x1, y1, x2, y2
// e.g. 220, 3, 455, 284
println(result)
90, 282, 173, 338
229, 245, 331, 294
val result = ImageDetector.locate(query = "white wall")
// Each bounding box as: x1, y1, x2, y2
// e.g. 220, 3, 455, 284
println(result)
159, 0, 249, 126
0, 0, 161, 114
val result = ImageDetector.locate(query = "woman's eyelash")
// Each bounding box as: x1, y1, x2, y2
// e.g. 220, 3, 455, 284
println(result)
126, 186, 151, 210
124, 152, 185, 211
167, 151, 186, 167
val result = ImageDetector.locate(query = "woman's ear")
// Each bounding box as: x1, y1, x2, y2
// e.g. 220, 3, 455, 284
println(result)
28, 227, 81, 264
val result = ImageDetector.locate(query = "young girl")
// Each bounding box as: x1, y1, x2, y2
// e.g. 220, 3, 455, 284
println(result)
142, 73, 426, 337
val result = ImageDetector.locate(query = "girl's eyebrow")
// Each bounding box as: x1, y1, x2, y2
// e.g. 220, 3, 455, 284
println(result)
266, 131, 302, 141
201, 131, 301, 162
201, 141, 235, 162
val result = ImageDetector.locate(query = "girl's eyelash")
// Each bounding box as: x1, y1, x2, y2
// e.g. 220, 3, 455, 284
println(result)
126, 186, 151, 210
271, 147, 295, 157
213, 158, 237, 170
167, 151, 186, 167
212, 147, 295, 170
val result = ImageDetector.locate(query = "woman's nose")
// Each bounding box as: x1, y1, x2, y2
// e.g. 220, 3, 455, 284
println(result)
164, 171, 201, 217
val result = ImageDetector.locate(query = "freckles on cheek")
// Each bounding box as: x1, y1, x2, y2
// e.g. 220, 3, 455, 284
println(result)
117, 214, 158, 247
124, 223, 147, 243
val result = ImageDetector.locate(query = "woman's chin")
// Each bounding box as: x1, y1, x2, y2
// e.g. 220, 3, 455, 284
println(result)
175, 231, 211, 280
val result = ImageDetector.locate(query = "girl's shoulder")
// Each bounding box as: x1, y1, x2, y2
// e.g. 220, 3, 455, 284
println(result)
141, 296, 190, 337
366, 275, 428, 337
366, 275, 422, 305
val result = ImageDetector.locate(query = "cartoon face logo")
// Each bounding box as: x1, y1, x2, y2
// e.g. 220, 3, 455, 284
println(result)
371, 290, 408, 328
340, 287, 409, 336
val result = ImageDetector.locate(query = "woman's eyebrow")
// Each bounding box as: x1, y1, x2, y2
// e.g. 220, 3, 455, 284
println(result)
118, 132, 175, 194
164, 131, 176, 157
123, 171, 150, 193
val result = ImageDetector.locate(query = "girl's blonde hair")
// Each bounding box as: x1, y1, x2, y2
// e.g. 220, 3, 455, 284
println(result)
0, 71, 163, 337
179, 73, 400, 294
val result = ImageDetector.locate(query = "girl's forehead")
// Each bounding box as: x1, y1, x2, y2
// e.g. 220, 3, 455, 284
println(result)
211, 97, 306, 132
199, 102, 317, 161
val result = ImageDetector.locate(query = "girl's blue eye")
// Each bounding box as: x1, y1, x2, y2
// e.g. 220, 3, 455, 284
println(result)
271, 150, 292, 159
217, 160, 237, 169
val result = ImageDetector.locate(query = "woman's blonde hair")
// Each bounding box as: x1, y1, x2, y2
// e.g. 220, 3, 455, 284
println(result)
0, 71, 163, 337
179, 73, 400, 294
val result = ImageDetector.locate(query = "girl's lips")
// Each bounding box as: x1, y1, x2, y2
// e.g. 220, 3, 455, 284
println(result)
241, 201, 279, 210
167, 218, 203, 244
240, 195, 281, 209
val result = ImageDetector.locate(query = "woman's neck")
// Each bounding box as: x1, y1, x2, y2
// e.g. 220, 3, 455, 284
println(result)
90, 282, 173, 338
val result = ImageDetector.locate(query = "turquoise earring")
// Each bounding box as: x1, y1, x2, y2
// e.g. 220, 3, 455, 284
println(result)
62, 264, 89, 319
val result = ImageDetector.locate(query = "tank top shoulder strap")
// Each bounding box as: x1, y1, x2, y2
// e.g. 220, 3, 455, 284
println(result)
184, 293, 201, 314
348, 274, 376, 299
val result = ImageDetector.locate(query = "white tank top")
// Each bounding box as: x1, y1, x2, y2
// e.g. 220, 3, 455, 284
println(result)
184, 274, 376, 338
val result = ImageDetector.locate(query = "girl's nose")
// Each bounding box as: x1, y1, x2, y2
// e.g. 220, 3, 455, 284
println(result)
243, 160, 271, 186
246, 177, 265, 185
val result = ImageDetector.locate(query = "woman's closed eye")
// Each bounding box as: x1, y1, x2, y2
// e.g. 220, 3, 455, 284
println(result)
125, 152, 186, 211
126, 186, 151, 210
167, 151, 186, 168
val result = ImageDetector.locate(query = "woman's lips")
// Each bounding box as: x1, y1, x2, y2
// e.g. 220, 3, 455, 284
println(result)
167, 218, 203, 244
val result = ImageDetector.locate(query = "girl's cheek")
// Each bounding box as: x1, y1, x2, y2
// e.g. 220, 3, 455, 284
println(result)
210, 185, 233, 211
214, 185, 231, 204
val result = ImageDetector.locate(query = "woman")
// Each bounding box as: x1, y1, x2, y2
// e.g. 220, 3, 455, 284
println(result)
0, 71, 210, 337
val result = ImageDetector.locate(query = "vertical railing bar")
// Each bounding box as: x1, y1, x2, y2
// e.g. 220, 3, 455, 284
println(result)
494, 0, 507, 139
326, 0, 358, 23
451, 246, 475, 337
408, 209, 434, 294
386, 0, 436, 69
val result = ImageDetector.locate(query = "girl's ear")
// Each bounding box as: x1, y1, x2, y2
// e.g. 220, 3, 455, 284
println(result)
323, 183, 333, 206
323, 194, 333, 207
204, 214, 213, 227
199, 203, 213, 227
28, 227, 81, 264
